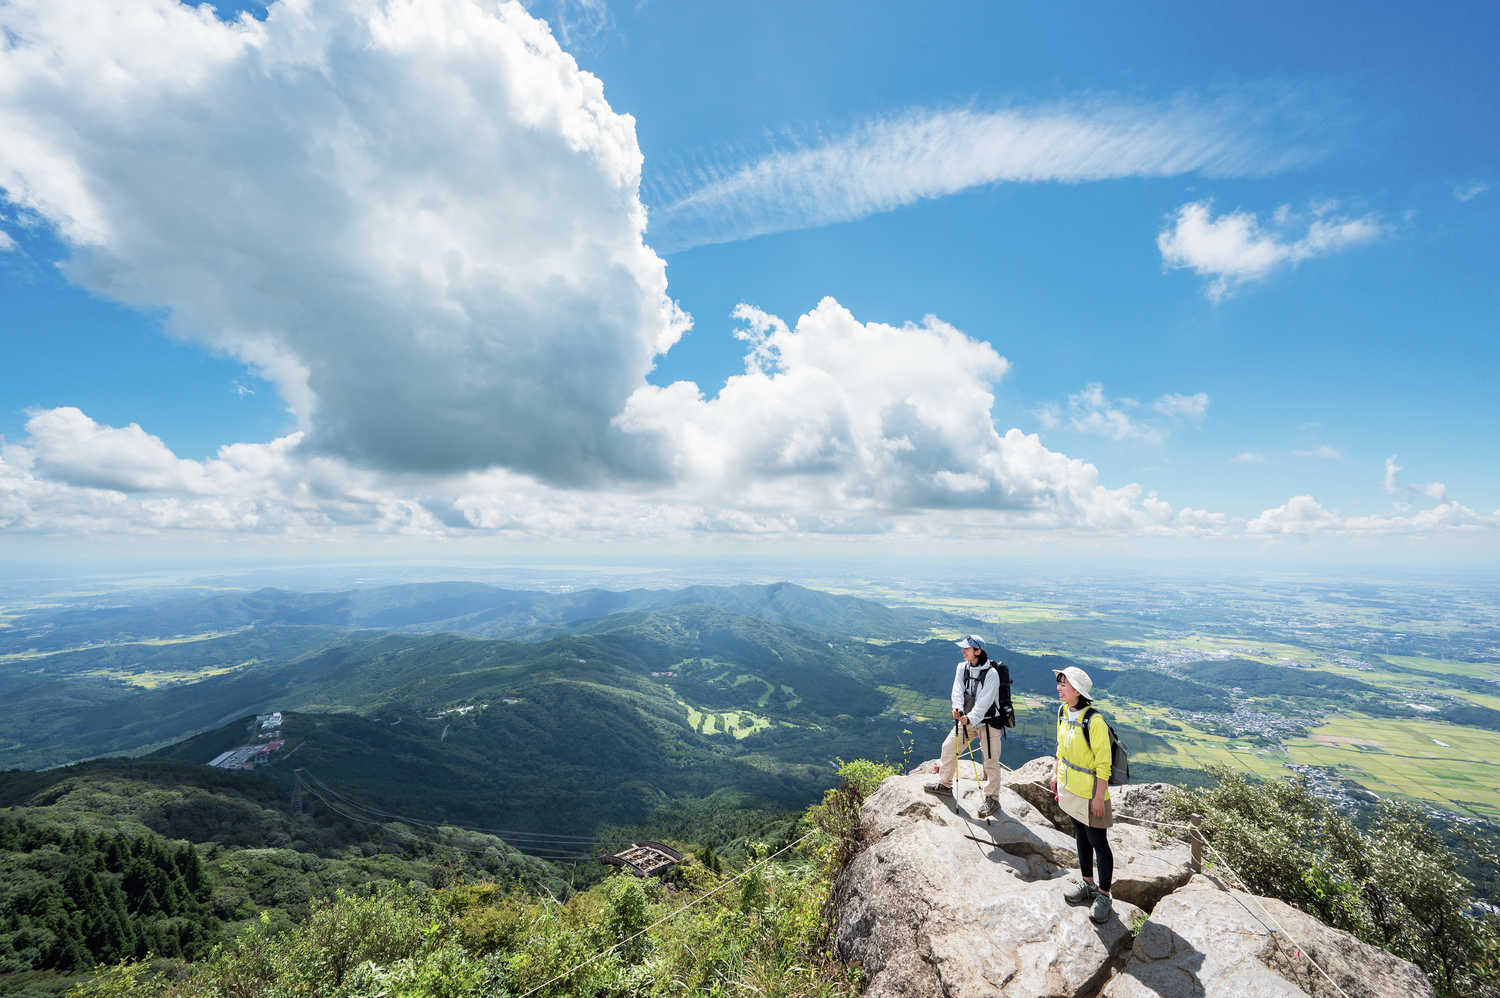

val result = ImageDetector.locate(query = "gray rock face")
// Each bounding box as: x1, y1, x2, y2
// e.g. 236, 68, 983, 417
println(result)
1102, 875, 1435, 998
1111, 782, 1174, 829
841, 761, 1434, 998
838, 765, 1148, 997
998, 754, 1070, 830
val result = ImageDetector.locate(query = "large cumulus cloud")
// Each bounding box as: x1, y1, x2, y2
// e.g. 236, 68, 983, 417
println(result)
1, 0, 1489, 547
0, 0, 687, 484
617, 299, 1149, 530
0, 297, 1163, 539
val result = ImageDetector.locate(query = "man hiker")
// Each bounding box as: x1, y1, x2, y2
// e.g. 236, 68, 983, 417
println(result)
924, 635, 1004, 818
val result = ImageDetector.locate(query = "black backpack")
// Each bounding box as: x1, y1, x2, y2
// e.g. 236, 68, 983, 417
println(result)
963, 661, 1016, 729
1058, 704, 1130, 786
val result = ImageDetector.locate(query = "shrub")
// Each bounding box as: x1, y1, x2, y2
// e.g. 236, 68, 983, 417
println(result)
1165, 767, 1500, 998
66, 762, 901, 998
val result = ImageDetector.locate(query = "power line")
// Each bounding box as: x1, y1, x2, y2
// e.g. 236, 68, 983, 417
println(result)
297, 784, 598, 861
294, 770, 601, 860
299, 770, 602, 843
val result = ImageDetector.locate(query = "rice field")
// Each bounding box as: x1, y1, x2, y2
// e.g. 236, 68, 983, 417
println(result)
1282, 716, 1500, 821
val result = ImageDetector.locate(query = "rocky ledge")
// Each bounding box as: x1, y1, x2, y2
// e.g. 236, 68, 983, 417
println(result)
833, 757, 1434, 998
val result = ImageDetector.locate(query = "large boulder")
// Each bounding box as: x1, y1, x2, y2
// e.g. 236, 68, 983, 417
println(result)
914, 756, 1196, 913
1112, 782, 1175, 830
999, 754, 1070, 830
1100, 875, 1435, 998
837, 766, 1147, 997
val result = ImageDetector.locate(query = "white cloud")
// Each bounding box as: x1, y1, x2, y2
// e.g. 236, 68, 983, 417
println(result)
1293, 445, 1342, 459
1039, 383, 1167, 443
649, 95, 1325, 252
1230, 452, 1265, 463
0, 299, 1177, 539
1381, 453, 1447, 504
1158, 199, 1385, 301
1152, 392, 1209, 420
521, 0, 611, 49
0, 0, 688, 486
0, 229, 14, 251
617, 300, 1151, 525
1455, 182, 1488, 202
1247, 496, 1497, 537
1382, 454, 1404, 494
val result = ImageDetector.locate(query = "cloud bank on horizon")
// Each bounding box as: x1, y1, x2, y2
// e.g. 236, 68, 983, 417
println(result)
0, 0, 1491, 546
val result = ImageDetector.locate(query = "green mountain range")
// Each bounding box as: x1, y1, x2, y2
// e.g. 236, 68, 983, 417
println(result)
1, 581, 979, 654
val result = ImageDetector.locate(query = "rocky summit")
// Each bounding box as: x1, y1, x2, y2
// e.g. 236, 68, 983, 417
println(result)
833, 756, 1435, 998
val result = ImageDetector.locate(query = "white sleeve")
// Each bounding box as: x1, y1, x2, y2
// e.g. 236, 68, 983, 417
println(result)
950, 663, 965, 714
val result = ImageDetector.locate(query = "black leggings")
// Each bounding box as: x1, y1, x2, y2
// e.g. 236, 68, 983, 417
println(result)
1072, 818, 1113, 893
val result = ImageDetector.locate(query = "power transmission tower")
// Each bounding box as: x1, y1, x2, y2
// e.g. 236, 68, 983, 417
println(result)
291, 768, 305, 813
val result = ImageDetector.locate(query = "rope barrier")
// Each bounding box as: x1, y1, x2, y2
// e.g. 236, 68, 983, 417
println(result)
302, 751, 1351, 994
513, 829, 819, 998
298, 785, 598, 860
965, 756, 1354, 998
1197, 838, 1355, 998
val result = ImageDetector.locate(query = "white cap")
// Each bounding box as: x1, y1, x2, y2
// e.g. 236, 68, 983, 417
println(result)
955, 635, 986, 651
1053, 666, 1093, 697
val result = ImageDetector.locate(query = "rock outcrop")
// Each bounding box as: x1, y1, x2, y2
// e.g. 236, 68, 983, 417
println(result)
1104, 874, 1435, 998
834, 758, 1434, 998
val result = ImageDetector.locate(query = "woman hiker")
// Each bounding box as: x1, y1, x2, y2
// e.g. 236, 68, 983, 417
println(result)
1050, 665, 1115, 924
923, 635, 1004, 818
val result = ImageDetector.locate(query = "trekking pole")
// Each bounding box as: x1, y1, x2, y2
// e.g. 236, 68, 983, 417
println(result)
963, 722, 981, 800
983, 726, 993, 824
952, 718, 960, 783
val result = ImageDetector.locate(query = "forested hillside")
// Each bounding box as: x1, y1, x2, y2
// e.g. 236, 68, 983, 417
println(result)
0, 580, 976, 654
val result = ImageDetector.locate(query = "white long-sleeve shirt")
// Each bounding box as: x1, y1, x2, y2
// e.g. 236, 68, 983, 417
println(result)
950, 660, 1001, 727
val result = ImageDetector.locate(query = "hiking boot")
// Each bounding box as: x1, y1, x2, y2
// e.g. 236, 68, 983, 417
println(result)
1063, 879, 1095, 907
1089, 891, 1113, 924
977, 796, 1001, 818
923, 781, 954, 798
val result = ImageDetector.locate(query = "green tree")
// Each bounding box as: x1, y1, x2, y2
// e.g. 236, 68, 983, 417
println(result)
1166, 768, 1499, 998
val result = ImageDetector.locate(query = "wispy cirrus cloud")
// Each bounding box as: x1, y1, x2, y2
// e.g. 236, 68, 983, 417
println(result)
1293, 444, 1343, 459
1455, 182, 1488, 202
648, 93, 1331, 252
1152, 392, 1210, 420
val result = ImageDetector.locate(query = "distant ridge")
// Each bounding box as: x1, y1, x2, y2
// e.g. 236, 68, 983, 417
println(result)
1, 581, 980, 653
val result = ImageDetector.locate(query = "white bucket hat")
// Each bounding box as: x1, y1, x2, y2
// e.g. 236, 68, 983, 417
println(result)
1053, 666, 1093, 697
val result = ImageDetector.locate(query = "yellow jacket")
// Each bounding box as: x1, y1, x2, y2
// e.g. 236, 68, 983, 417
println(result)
1056, 705, 1112, 799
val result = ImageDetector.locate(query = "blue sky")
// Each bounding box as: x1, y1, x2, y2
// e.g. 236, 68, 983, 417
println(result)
0, 0, 1495, 558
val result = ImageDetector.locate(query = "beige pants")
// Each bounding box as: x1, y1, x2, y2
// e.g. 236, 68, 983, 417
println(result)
936, 723, 1002, 798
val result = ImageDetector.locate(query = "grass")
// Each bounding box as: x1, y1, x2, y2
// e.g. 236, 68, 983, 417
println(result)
730, 673, 777, 708
76, 661, 253, 689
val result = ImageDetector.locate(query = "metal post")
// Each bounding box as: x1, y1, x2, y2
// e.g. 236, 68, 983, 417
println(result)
1190, 814, 1203, 873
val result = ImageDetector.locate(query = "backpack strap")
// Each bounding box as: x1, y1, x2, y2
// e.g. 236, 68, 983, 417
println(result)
1078, 707, 1095, 747
1058, 703, 1094, 747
